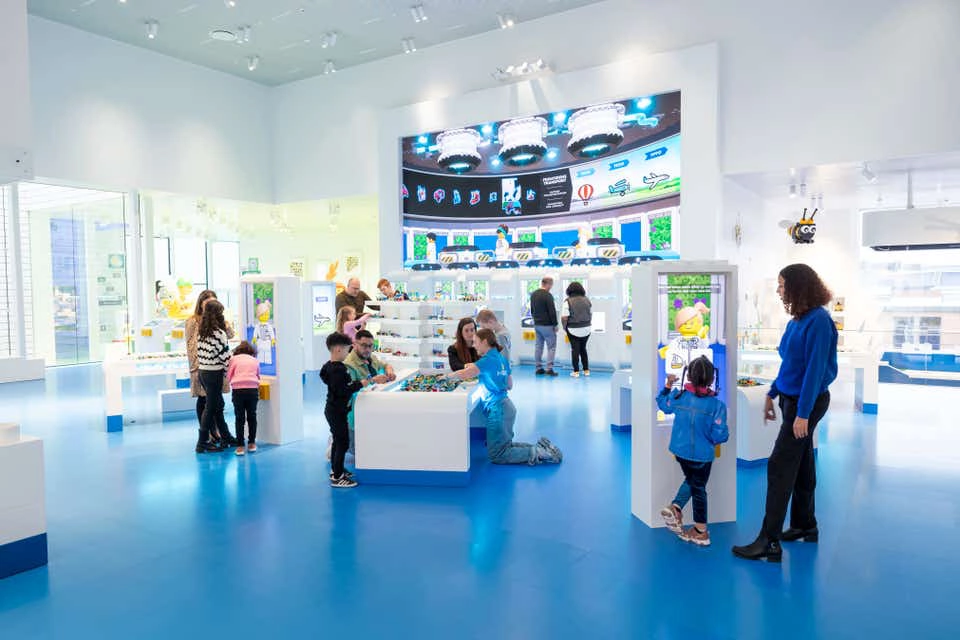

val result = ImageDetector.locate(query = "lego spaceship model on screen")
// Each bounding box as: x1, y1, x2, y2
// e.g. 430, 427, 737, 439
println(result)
785, 208, 819, 244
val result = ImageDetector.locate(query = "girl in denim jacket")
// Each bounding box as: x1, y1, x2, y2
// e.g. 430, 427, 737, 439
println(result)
656, 356, 729, 546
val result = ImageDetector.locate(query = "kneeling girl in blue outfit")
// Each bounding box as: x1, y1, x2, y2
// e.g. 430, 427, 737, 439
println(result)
657, 356, 729, 547
447, 328, 562, 465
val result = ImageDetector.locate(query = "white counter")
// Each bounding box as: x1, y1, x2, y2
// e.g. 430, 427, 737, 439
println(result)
353, 371, 483, 486
0, 423, 47, 578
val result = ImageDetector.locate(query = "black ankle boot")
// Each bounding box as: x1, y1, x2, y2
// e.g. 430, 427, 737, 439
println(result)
781, 527, 818, 542
732, 534, 782, 562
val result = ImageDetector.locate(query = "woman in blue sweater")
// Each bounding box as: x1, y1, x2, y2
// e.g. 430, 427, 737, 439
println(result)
658, 356, 729, 547
733, 264, 838, 562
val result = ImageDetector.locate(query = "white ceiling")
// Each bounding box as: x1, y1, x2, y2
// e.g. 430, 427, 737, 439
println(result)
728, 151, 960, 213
27, 0, 605, 86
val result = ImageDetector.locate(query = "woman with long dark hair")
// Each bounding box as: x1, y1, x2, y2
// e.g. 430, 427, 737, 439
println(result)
733, 264, 838, 562
195, 299, 236, 453
447, 317, 479, 372
185, 289, 235, 446
561, 281, 592, 377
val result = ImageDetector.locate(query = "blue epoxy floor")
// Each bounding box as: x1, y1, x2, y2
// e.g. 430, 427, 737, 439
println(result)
1, 365, 958, 639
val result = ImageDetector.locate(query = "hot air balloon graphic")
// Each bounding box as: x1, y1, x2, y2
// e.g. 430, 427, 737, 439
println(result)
577, 183, 595, 206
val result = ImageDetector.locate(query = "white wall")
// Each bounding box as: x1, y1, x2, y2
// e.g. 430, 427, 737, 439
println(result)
27, 17, 272, 203
0, 0, 32, 180
272, 0, 960, 203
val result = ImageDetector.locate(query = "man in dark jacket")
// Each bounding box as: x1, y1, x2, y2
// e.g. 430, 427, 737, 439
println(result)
335, 277, 372, 315
529, 277, 559, 376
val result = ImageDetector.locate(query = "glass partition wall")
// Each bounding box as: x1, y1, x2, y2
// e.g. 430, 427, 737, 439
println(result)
18, 183, 129, 365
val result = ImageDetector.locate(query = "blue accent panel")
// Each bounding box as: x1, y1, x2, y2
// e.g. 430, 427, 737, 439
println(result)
863, 403, 879, 415
542, 229, 578, 252
882, 351, 960, 373
175, 378, 190, 389
302, 373, 306, 385
0, 533, 48, 579
106, 414, 123, 432
355, 469, 471, 487
621, 221, 642, 252
161, 410, 196, 423
737, 458, 768, 468
470, 426, 486, 441
610, 423, 631, 432
879, 364, 960, 387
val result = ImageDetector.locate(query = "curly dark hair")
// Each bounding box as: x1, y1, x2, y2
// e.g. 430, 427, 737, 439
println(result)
779, 263, 832, 319
198, 299, 226, 339
193, 289, 217, 317
566, 281, 586, 297
233, 340, 257, 357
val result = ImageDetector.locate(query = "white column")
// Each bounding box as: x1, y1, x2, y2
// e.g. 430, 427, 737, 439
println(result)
8, 184, 26, 358
0, 0, 34, 182
123, 191, 143, 340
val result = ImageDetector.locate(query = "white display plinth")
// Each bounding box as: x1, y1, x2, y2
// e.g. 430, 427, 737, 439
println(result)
102, 344, 188, 431
610, 369, 632, 431
353, 370, 482, 486
0, 357, 45, 383
0, 423, 47, 578
240, 276, 303, 445
631, 261, 738, 527
737, 385, 776, 463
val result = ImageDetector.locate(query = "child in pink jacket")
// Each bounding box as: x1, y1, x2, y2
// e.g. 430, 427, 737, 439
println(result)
227, 341, 261, 456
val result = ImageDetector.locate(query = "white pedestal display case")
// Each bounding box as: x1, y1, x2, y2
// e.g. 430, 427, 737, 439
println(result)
302, 280, 337, 371
103, 345, 188, 431
0, 423, 47, 578
631, 261, 738, 527
353, 371, 483, 486
240, 275, 303, 445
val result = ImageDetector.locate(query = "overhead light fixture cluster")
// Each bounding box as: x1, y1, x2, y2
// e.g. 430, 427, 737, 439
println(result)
320, 31, 338, 48
437, 129, 483, 173
788, 182, 808, 199
497, 14, 516, 29
567, 103, 625, 158
492, 58, 548, 81
402, 37, 417, 54
410, 4, 428, 23
322, 60, 336, 75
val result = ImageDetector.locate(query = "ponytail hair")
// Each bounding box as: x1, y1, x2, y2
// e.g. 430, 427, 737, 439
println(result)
674, 355, 718, 398
475, 328, 501, 352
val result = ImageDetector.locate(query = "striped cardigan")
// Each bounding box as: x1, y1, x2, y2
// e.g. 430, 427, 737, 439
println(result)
197, 329, 231, 370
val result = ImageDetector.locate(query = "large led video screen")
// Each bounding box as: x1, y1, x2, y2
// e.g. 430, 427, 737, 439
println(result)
399, 91, 681, 264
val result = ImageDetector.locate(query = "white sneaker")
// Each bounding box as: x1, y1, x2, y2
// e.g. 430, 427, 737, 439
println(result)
570, 371, 580, 378
583, 370, 590, 377
235, 446, 246, 456
660, 504, 683, 534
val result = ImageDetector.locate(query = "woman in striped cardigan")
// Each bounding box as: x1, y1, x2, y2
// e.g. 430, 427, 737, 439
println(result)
195, 299, 236, 453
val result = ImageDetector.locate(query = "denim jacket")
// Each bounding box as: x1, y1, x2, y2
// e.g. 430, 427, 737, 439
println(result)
656, 388, 729, 462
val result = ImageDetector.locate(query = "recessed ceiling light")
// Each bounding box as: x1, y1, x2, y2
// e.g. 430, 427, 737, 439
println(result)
410, 4, 427, 23
497, 14, 516, 29
145, 20, 158, 40
247, 55, 260, 71
322, 60, 336, 75
402, 37, 416, 54
362, 17, 382, 25
209, 29, 237, 42
225, 0, 237, 7
358, 47, 377, 55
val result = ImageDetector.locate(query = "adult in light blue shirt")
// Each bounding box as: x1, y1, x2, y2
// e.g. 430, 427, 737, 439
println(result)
447, 329, 562, 465
734, 264, 838, 562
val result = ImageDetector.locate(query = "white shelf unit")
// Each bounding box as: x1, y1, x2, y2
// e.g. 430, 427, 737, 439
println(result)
373, 300, 482, 372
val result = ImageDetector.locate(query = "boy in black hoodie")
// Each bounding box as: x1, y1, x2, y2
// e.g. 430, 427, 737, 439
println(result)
320, 332, 386, 488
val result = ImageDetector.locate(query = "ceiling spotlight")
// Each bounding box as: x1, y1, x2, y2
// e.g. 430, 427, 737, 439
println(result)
566, 103, 625, 158
861, 163, 877, 183
225, 0, 237, 7
410, 4, 428, 23
437, 128, 483, 173
247, 55, 260, 71
239, 25, 251, 43
402, 37, 416, 54
320, 31, 338, 48
497, 14, 516, 29
799, 183, 808, 198
498, 117, 548, 167
492, 58, 550, 81
322, 60, 336, 75
788, 184, 797, 198
145, 20, 158, 40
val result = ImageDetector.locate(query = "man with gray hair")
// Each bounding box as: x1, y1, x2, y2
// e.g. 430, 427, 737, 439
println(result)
335, 277, 372, 316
